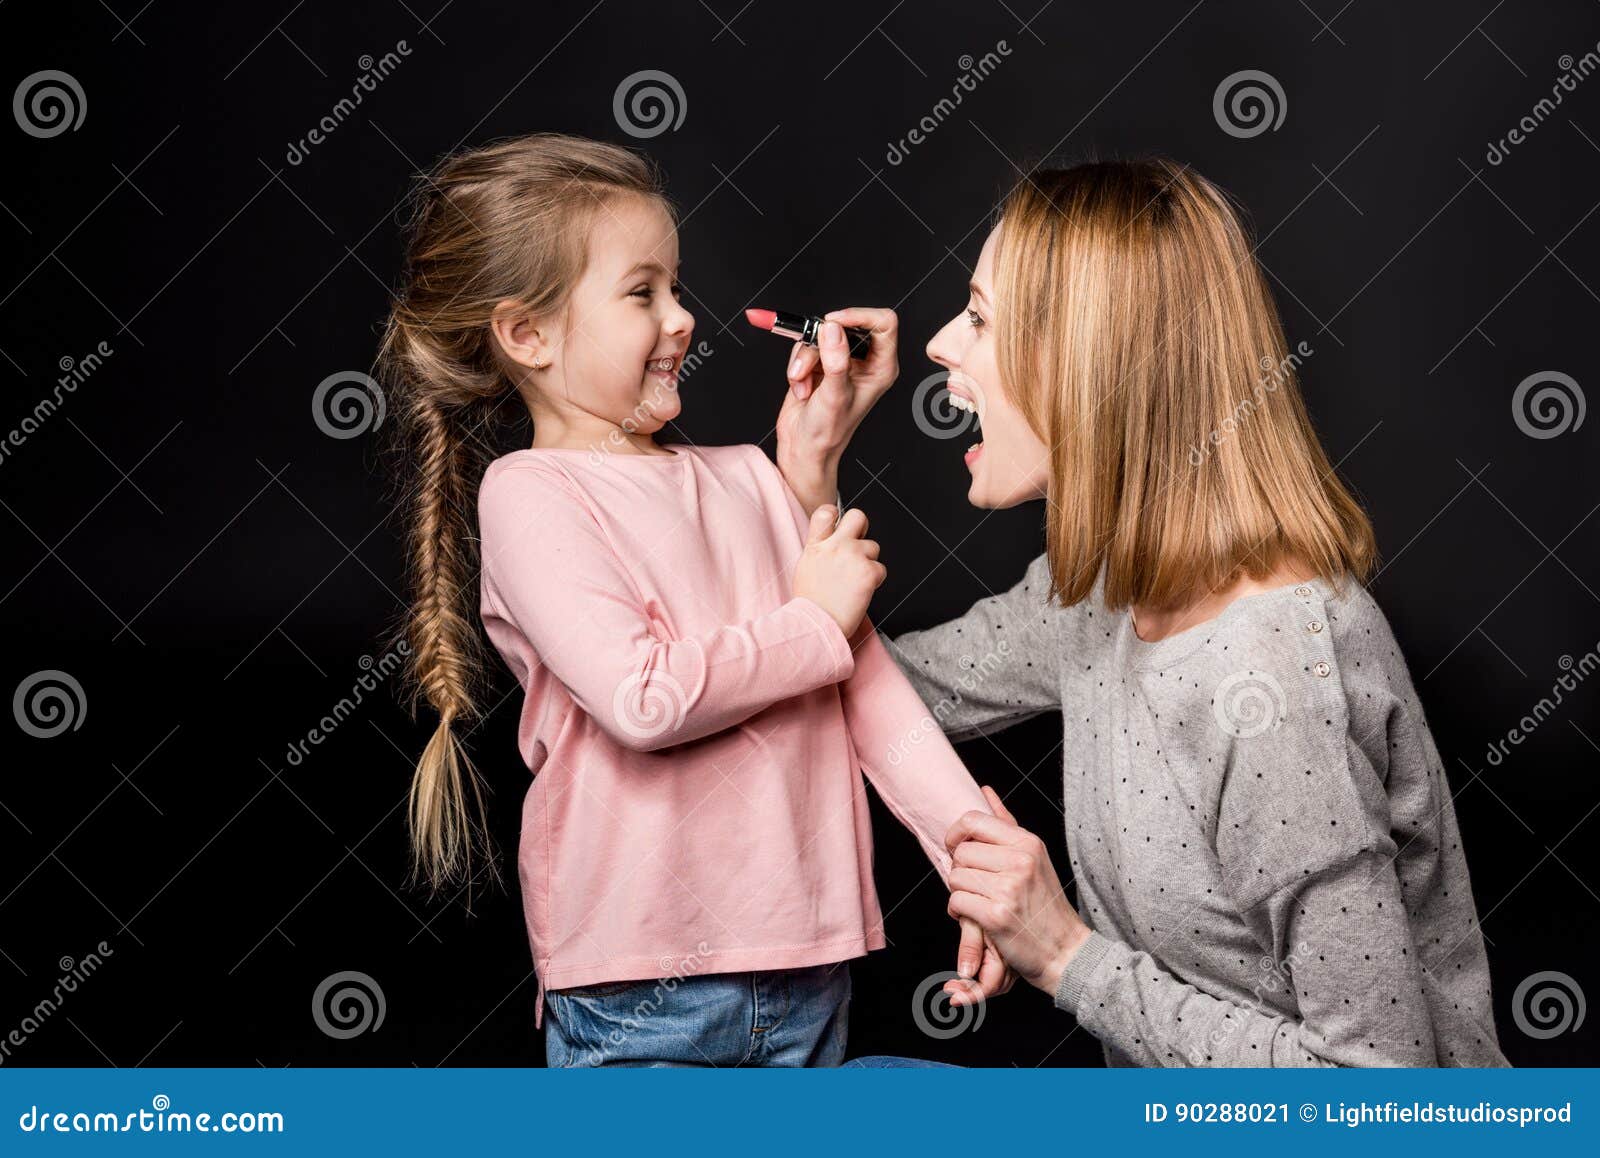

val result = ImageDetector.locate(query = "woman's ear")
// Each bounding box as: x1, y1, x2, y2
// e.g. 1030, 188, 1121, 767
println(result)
491, 299, 554, 372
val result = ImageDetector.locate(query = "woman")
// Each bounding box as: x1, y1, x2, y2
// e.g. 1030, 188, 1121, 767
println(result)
775, 158, 1507, 1066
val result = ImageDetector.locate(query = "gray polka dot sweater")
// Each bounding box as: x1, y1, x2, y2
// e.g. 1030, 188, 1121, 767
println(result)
883, 553, 1508, 1067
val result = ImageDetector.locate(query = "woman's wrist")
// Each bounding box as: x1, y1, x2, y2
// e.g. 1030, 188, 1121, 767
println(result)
777, 446, 843, 516
1034, 922, 1093, 995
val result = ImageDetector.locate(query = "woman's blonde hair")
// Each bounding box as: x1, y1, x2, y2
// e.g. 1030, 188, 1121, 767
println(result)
990, 157, 1375, 611
376, 133, 674, 895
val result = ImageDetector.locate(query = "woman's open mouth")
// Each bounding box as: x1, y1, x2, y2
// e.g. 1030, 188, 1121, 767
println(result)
948, 391, 983, 466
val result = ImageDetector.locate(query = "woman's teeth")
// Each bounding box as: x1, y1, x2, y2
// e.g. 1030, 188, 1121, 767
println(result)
649, 357, 676, 373
948, 394, 979, 413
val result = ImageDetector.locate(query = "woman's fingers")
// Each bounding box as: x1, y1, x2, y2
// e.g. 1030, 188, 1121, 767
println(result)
951, 838, 1025, 872
981, 784, 1019, 825
823, 306, 898, 336
948, 865, 1006, 900
787, 341, 819, 398
945, 808, 1030, 852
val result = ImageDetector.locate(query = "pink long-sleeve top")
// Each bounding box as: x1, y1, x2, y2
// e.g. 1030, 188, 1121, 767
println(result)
476, 441, 990, 1026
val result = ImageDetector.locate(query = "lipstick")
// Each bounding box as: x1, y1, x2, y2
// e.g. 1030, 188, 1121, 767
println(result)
745, 308, 873, 360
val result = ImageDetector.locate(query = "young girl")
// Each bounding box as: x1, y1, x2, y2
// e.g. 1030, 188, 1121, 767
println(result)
378, 133, 999, 1067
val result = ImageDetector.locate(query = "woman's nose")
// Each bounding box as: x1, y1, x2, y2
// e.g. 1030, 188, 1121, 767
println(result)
926, 316, 959, 369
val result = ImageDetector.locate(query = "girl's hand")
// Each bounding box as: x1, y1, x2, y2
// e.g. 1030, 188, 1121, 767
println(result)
944, 786, 1093, 995
775, 308, 900, 515
792, 503, 885, 637
945, 920, 1017, 1008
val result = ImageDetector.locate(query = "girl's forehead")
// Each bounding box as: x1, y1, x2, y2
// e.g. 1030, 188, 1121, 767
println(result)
588, 197, 678, 269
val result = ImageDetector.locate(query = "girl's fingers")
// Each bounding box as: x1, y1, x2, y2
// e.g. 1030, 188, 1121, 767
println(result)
975, 940, 1009, 998
956, 915, 985, 980
859, 539, 880, 561
831, 507, 868, 540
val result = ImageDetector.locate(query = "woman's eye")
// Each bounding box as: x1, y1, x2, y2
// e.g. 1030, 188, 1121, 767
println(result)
966, 308, 984, 328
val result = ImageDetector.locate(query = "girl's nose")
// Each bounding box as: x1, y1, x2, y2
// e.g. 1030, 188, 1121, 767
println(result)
664, 299, 694, 336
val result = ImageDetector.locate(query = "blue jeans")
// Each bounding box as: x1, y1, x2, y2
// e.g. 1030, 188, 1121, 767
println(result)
544, 961, 851, 1067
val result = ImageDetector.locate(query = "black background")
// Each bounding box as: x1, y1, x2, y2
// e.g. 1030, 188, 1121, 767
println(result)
2, 0, 1597, 1068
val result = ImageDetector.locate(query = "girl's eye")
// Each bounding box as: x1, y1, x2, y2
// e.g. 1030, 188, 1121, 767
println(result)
629, 286, 652, 299
966, 308, 984, 328
670, 282, 682, 297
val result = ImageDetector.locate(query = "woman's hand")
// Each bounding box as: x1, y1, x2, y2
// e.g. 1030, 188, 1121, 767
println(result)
775, 308, 900, 515
944, 786, 1093, 995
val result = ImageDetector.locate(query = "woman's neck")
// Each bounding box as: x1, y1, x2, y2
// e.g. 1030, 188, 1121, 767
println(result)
1130, 562, 1316, 643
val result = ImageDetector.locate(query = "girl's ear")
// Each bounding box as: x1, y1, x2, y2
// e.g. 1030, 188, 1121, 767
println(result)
491, 299, 555, 371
